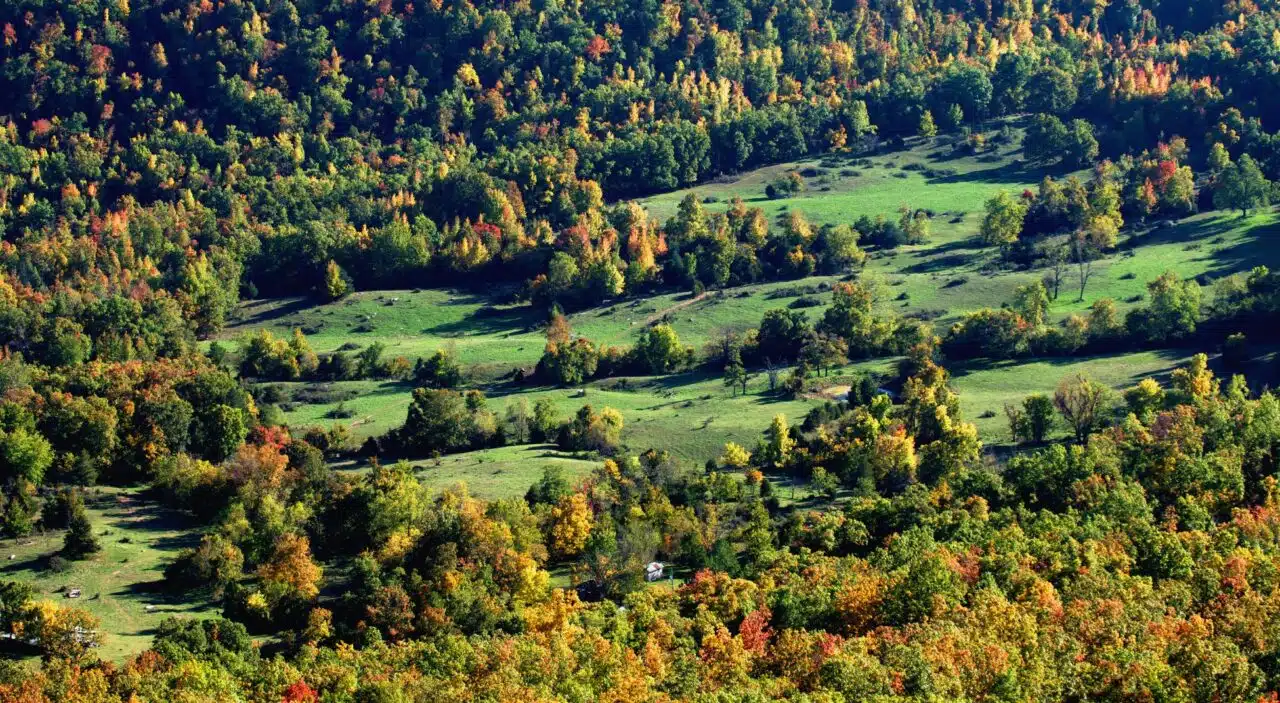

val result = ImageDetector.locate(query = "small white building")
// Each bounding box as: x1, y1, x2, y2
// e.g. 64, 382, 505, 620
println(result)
644, 562, 664, 582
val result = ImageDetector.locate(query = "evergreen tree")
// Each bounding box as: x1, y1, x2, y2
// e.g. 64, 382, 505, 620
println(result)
918, 110, 938, 138
723, 358, 749, 396
62, 492, 100, 559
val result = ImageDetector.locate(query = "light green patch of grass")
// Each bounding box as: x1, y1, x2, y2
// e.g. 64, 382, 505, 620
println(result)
275, 379, 413, 440
0, 487, 215, 662
637, 135, 1047, 231
224, 278, 847, 380
291, 370, 825, 465
223, 289, 547, 375
359, 445, 599, 501
570, 277, 843, 351
874, 212, 1280, 329
950, 349, 1198, 444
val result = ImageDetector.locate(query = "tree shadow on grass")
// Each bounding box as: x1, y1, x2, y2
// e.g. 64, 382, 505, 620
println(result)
146, 533, 202, 553
228, 297, 315, 330
1119, 215, 1221, 251
949, 347, 1192, 389
421, 294, 541, 337
95, 495, 198, 537
899, 253, 976, 275
1191, 214, 1280, 278
1115, 212, 1280, 282
0, 552, 54, 575
922, 234, 989, 256
926, 158, 1072, 187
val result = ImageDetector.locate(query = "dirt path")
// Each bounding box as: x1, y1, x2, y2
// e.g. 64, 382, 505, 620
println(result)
642, 292, 709, 327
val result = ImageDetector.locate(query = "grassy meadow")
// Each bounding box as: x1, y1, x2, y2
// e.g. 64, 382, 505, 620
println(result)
217, 130, 1280, 500
288, 369, 822, 469
224, 128, 1280, 368
0, 487, 217, 661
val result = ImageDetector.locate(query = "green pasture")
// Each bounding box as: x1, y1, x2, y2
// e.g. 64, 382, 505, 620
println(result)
286, 370, 821, 465
0, 487, 216, 661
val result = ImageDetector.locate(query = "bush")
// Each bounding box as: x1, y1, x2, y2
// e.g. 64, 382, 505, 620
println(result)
325, 403, 357, 419
1223, 333, 1249, 370
766, 172, 806, 199
632, 324, 689, 374
788, 295, 824, 309
62, 492, 100, 559
557, 405, 624, 454
414, 349, 463, 388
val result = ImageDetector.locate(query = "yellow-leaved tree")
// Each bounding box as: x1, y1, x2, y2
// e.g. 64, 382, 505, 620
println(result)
549, 492, 594, 559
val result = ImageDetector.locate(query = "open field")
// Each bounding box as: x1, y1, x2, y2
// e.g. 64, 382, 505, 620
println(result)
950, 349, 1198, 443
291, 345, 1269, 493
222, 128, 1280, 375
391, 445, 600, 501
223, 277, 843, 375
225, 210, 1280, 373
636, 131, 1052, 229
0, 488, 216, 661
287, 369, 824, 462
237, 133, 1280, 488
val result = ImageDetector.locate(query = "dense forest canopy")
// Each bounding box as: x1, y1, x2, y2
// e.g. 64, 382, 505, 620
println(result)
7, 0, 1280, 700
4, 0, 1280, 318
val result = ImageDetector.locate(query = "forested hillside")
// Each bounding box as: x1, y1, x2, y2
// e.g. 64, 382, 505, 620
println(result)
6, 0, 1280, 699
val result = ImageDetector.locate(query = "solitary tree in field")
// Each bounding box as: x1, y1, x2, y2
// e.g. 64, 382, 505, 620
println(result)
980, 191, 1027, 248
1039, 241, 1070, 300
724, 356, 749, 396
918, 110, 937, 138
1054, 373, 1110, 444
761, 415, 794, 468
1215, 154, 1271, 217
1023, 394, 1055, 443
62, 492, 100, 559
718, 442, 752, 469
635, 324, 686, 374
323, 260, 350, 301
1071, 234, 1098, 302
1012, 281, 1050, 327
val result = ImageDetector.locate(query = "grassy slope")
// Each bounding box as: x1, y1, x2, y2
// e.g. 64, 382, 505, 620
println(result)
294, 369, 822, 464
236, 135, 1280, 484
637, 133, 1051, 227
950, 350, 1197, 443
0, 487, 216, 661
224, 128, 1280, 373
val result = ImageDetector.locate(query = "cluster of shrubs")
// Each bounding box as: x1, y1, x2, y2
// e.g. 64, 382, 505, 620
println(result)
765, 172, 807, 199
943, 271, 1204, 361
537, 322, 696, 386
239, 330, 410, 382
368, 389, 625, 459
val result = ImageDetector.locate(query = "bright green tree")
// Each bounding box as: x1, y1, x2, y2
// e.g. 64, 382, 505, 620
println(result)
1215, 154, 1272, 217
918, 110, 937, 138
980, 191, 1027, 248
62, 492, 100, 559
